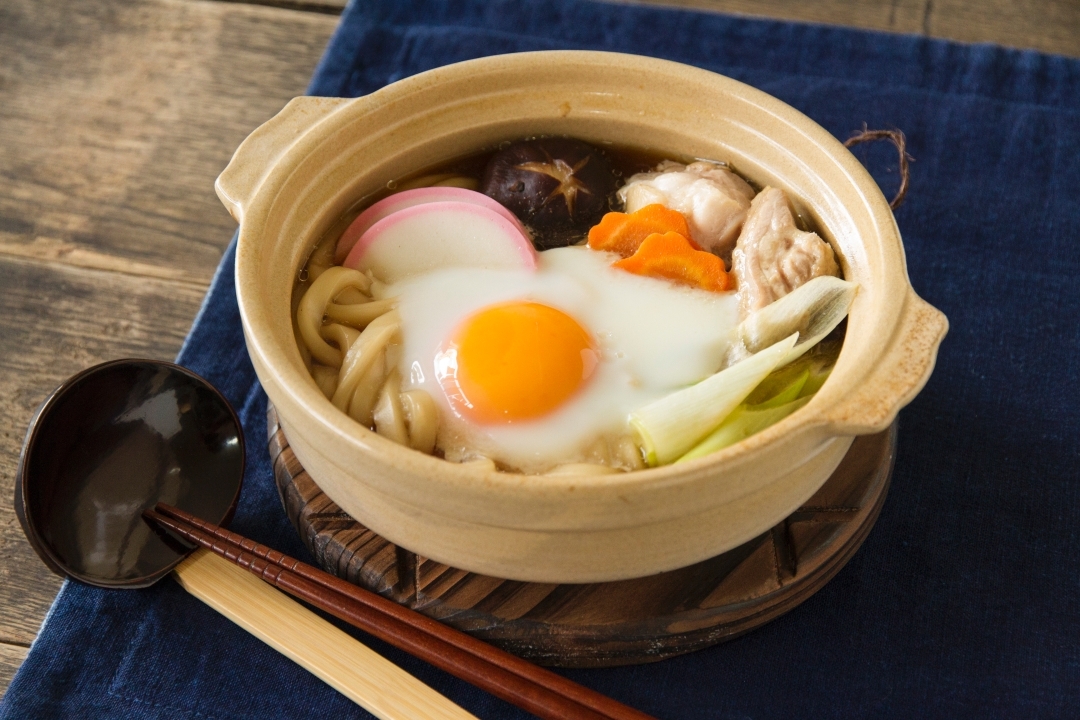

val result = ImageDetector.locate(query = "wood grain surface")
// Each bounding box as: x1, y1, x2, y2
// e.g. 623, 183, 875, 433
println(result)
2, 0, 1077, 700
636, 0, 1080, 58
0, 0, 336, 283
0, 646, 29, 693
0, 0, 336, 697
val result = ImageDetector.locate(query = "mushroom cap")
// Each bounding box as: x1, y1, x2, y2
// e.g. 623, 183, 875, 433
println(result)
481, 137, 617, 249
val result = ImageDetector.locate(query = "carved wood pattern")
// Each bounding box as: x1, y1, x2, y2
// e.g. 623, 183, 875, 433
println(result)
268, 405, 895, 668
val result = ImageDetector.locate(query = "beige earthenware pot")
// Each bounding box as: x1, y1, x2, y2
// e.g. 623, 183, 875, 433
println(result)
218, 51, 947, 583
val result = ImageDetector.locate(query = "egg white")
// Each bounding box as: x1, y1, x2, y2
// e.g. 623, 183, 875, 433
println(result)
375, 246, 739, 473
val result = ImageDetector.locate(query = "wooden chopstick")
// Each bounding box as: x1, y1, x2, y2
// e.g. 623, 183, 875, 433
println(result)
173, 549, 478, 720
147, 506, 639, 720
147, 504, 655, 720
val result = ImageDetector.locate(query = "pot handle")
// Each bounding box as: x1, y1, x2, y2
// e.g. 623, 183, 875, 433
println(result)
819, 288, 948, 435
216, 96, 352, 222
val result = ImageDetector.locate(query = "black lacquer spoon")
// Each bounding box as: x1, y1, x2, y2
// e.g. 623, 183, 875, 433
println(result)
15, 359, 244, 586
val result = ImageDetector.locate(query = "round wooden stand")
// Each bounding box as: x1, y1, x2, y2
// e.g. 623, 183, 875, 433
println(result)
268, 406, 896, 668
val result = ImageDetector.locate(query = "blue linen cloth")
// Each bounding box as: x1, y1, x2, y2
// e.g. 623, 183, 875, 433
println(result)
4, 0, 1080, 717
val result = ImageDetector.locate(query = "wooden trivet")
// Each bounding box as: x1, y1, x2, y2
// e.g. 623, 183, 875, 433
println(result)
268, 406, 895, 668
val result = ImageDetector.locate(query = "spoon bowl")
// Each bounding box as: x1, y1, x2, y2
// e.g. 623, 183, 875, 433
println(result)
15, 359, 244, 588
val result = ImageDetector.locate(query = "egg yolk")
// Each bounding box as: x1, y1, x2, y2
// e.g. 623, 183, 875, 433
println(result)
436, 302, 598, 424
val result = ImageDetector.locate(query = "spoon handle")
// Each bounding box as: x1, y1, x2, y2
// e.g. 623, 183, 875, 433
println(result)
172, 548, 476, 720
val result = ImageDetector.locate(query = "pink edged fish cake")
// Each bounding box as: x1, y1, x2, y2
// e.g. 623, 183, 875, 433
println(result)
335, 187, 530, 264
342, 201, 538, 283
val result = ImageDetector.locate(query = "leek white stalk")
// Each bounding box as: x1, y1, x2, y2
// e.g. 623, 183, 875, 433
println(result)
630, 333, 798, 466
739, 276, 857, 365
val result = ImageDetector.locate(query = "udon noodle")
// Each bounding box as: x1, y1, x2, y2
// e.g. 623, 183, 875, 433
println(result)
295, 263, 439, 454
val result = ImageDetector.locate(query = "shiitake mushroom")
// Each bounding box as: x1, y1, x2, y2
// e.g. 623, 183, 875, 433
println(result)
481, 138, 617, 250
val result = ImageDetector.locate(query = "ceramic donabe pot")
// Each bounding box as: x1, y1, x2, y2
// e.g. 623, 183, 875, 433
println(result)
219, 51, 947, 583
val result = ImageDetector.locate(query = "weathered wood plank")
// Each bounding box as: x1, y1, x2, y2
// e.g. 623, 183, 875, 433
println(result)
218, 0, 347, 12
0, 0, 337, 283
636, 0, 1080, 57
929, 0, 1080, 58
632, 0, 929, 37
0, 0, 335, 694
0, 257, 210, 649
0, 643, 30, 702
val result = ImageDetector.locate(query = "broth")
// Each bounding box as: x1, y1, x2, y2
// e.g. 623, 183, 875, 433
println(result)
291, 136, 846, 474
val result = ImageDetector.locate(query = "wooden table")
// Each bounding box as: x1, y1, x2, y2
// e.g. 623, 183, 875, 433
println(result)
1, 0, 1077, 699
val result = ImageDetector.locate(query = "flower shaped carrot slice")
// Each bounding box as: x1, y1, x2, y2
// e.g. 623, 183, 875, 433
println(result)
612, 231, 731, 292
587, 204, 696, 257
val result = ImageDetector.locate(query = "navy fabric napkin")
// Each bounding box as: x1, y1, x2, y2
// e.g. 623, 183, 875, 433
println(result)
4, 0, 1080, 717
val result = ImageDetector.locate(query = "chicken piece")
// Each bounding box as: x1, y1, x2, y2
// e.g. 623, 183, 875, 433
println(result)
617, 160, 755, 262
731, 187, 839, 317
